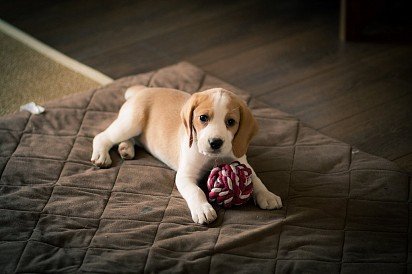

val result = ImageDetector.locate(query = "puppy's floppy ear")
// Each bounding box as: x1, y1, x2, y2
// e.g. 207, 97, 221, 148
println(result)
180, 93, 199, 147
232, 99, 258, 158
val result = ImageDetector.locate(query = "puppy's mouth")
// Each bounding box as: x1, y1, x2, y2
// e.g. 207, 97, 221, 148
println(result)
200, 149, 222, 157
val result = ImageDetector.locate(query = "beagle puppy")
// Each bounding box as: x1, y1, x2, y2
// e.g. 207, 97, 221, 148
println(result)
91, 86, 282, 224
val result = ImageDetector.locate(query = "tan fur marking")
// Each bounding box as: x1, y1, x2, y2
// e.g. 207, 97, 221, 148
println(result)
225, 97, 241, 138
132, 88, 190, 170
227, 92, 258, 158
181, 92, 215, 147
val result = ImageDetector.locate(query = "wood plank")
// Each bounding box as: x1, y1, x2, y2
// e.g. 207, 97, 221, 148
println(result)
89, 2, 330, 78
0, 0, 53, 19
80, 4, 265, 77
140, 0, 337, 68
394, 153, 412, 174
1, 0, 255, 63
320, 93, 412, 166
82, 42, 173, 78
202, 26, 394, 97
256, 45, 412, 129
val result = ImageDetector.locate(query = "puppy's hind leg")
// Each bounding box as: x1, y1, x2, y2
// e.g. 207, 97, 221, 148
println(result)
118, 138, 135, 160
92, 101, 143, 168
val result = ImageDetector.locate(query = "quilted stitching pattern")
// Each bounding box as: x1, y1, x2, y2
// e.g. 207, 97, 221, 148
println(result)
0, 62, 410, 273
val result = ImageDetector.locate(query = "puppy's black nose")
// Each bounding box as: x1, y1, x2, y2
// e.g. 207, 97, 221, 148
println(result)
209, 138, 224, 150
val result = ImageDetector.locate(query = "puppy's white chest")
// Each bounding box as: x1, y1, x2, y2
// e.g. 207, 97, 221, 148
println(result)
181, 142, 234, 173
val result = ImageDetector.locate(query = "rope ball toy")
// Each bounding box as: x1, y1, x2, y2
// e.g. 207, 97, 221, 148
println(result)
207, 161, 253, 208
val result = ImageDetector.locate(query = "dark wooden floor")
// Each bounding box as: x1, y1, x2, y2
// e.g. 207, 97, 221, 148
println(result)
1, 0, 411, 172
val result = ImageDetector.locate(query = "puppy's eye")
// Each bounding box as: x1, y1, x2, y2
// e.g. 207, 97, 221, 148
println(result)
226, 118, 236, 127
199, 115, 209, 123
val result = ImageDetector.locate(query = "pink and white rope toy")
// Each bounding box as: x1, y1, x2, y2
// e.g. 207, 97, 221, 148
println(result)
207, 161, 253, 208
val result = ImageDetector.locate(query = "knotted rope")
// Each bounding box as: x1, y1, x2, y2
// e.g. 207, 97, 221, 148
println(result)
207, 161, 253, 208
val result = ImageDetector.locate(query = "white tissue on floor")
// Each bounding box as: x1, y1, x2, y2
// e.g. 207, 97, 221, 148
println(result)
20, 102, 45, 114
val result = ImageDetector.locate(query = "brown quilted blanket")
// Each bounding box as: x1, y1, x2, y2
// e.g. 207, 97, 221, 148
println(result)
0, 62, 410, 273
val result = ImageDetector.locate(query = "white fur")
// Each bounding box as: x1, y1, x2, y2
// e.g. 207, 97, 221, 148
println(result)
92, 87, 282, 224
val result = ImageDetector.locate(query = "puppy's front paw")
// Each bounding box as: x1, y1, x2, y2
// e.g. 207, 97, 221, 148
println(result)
91, 151, 112, 168
190, 203, 217, 224
254, 191, 282, 210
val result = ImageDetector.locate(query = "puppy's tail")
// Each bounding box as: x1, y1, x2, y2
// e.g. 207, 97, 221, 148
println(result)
124, 85, 147, 100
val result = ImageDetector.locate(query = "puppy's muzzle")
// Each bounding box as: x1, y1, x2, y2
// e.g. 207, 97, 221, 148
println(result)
209, 138, 224, 150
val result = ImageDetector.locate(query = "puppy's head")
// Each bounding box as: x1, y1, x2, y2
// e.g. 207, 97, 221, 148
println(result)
181, 88, 258, 158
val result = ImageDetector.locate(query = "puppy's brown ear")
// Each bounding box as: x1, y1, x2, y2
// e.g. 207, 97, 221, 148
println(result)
232, 99, 258, 158
180, 93, 199, 147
